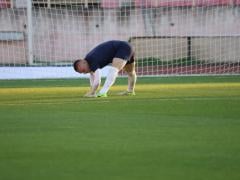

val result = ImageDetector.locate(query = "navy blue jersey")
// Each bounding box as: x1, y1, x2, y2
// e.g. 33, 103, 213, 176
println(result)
85, 40, 133, 72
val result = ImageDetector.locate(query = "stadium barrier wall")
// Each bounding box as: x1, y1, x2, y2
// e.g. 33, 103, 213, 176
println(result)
1, 6, 240, 65
130, 36, 240, 63
0, 66, 110, 79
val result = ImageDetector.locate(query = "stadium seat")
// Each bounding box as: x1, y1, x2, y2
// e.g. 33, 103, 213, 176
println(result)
233, 0, 240, 5
101, 0, 119, 8
194, 0, 231, 6
0, 0, 10, 8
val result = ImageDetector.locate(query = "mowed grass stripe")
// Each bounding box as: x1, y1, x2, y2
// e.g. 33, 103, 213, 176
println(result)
0, 82, 240, 94
1, 97, 240, 106
0, 82, 239, 106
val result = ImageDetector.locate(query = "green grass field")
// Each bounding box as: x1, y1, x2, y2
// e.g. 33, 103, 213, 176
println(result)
0, 76, 240, 180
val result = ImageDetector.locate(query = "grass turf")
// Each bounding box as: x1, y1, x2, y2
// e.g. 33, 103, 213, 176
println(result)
0, 76, 240, 180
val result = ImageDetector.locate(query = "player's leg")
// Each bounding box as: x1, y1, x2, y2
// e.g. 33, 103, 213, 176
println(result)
97, 58, 127, 97
120, 62, 137, 95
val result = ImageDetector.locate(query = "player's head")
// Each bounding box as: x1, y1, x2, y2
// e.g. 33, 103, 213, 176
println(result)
73, 59, 90, 74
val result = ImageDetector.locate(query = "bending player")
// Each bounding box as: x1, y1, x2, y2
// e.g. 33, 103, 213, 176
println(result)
73, 40, 137, 97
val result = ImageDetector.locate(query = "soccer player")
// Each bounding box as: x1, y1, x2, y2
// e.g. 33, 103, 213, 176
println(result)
73, 40, 137, 97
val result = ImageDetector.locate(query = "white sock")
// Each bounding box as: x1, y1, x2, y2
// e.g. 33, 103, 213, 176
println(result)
99, 66, 118, 94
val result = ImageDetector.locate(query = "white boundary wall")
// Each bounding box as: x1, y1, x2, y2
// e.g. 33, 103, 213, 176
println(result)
0, 66, 109, 79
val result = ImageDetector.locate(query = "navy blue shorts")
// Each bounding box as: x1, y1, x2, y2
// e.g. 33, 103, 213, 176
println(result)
113, 41, 135, 64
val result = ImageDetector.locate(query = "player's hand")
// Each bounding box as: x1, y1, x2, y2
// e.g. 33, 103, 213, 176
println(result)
83, 92, 97, 98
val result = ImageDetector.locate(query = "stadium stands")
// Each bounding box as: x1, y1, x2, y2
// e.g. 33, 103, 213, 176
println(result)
0, 0, 10, 8
101, 0, 134, 8
195, 0, 230, 6
134, 0, 232, 7
32, 0, 101, 7
101, 0, 119, 8
234, 0, 240, 5
100, 0, 237, 8
1, 0, 237, 9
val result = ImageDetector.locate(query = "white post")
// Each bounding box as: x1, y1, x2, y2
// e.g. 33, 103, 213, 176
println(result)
27, 0, 33, 65
84, 0, 88, 8
48, 0, 51, 8
10, 0, 14, 8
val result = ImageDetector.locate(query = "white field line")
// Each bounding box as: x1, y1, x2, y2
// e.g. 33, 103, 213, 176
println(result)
0, 98, 111, 106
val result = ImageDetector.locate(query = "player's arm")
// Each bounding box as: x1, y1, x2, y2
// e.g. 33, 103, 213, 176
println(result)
89, 69, 101, 94
84, 69, 101, 97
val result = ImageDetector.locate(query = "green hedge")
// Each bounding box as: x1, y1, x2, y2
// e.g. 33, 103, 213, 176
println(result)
136, 57, 203, 67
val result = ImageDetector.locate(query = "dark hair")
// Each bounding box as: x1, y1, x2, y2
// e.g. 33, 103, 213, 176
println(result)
73, 60, 81, 72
